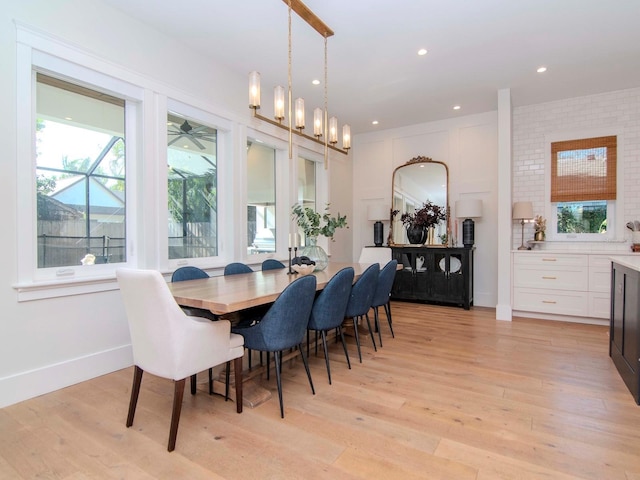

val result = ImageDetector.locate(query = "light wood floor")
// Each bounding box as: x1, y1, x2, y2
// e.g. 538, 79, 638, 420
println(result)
2, 303, 640, 479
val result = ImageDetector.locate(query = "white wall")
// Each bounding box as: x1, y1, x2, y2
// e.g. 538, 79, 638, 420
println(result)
512, 87, 640, 250
0, 0, 349, 407
352, 112, 499, 308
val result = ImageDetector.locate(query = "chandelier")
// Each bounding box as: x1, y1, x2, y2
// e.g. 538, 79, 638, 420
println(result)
248, 0, 350, 160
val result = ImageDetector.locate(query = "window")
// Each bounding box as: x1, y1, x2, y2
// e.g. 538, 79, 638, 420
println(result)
35, 74, 126, 268
167, 113, 217, 259
247, 141, 276, 255
297, 157, 316, 246
549, 136, 617, 239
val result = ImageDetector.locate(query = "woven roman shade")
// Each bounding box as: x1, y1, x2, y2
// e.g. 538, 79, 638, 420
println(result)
550, 136, 617, 202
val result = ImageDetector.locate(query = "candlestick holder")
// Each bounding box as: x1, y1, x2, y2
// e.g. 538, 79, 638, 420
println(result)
288, 247, 295, 274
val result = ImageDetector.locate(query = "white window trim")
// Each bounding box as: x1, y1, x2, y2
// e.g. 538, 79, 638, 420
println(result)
544, 128, 624, 243
14, 29, 143, 301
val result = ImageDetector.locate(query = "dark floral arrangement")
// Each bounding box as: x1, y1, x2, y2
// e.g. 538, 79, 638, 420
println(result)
398, 201, 446, 229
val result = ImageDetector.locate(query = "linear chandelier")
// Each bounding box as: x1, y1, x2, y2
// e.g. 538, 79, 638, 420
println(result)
249, 0, 350, 160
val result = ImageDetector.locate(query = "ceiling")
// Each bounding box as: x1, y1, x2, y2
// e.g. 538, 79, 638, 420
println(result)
101, 0, 640, 135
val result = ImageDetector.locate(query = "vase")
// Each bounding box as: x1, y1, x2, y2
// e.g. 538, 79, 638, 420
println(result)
406, 225, 427, 245
534, 231, 545, 241
299, 236, 329, 271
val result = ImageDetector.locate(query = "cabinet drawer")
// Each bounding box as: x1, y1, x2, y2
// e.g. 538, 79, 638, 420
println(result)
513, 287, 588, 316
513, 253, 587, 268
513, 266, 588, 291
589, 267, 612, 293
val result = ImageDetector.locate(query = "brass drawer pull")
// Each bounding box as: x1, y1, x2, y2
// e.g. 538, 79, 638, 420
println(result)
542, 258, 557, 262
542, 300, 557, 304
542, 276, 557, 280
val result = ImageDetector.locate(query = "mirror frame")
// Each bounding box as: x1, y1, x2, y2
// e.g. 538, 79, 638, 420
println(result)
389, 156, 449, 246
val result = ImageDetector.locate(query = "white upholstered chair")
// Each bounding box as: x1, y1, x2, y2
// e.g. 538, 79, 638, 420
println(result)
116, 268, 245, 452
358, 246, 392, 265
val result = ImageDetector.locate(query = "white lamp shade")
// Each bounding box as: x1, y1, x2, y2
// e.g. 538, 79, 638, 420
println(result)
313, 108, 323, 136
367, 205, 388, 221
342, 124, 351, 150
455, 199, 482, 219
294, 97, 305, 129
248, 71, 260, 108
328, 116, 338, 144
274, 85, 285, 120
512, 201, 534, 220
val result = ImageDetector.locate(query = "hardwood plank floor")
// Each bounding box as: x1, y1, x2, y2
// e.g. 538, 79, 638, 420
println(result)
2, 303, 640, 479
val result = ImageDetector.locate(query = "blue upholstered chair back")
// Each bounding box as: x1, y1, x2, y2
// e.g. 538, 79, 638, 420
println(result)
345, 263, 379, 318
236, 275, 317, 352
308, 267, 354, 331
262, 259, 286, 271
371, 260, 398, 308
171, 266, 209, 283
224, 262, 253, 276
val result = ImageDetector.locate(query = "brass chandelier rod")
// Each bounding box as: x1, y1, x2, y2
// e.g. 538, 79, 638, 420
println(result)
282, 0, 334, 37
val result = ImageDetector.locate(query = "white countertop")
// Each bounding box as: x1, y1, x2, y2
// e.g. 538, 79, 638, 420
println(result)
610, 256, 640, 272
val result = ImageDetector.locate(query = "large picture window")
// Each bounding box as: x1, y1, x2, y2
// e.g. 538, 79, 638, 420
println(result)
35, 74, 126, 268
247, 141, 276, 255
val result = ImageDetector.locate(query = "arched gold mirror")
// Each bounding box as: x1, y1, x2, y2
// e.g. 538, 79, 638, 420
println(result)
390, 156, 449, 245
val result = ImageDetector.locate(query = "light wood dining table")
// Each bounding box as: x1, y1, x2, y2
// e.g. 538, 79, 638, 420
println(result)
168, 261, 374, 316
167, 262, 377, 407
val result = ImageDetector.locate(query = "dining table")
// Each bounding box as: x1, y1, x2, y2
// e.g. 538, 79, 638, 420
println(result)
167, 261, 378, 407
168, 261, 374, 316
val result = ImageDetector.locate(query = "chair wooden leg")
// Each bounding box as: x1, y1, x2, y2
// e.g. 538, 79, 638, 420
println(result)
208, 368, 213, 395
298, 342, 315, 395
190, 374, 197, 395
126, 365, 143, 428
168, 378, 186, 452
373, 306, 383, 347
364, 312, 377, 352
234, 356, 243, 413
321, 330, 332, 384
274, 351, 284, 418
224, 361, 231, 401
338, 326, 351, 370
384, 302, 395, 338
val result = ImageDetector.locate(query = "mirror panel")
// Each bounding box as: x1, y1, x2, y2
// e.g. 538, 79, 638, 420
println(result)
390, 156, 449, 245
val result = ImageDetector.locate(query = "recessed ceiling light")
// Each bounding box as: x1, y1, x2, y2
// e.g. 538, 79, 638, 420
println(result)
312, 79, 320, 85
65, 116, 73, 120
183, 145, 189, 148
537, 66, 547, 73
453, 105, 461, 110
417, 48, 428, 56
372, 120, 379, 125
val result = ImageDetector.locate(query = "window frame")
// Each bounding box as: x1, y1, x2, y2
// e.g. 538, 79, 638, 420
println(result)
544, 129, 624, 242
161, 98, 233, 272
15, 29, 143, 300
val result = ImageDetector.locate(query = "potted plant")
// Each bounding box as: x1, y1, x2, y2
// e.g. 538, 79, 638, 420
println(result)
534, 215, 546, 241
398, 201, 446, 244
291, 204, 348, 270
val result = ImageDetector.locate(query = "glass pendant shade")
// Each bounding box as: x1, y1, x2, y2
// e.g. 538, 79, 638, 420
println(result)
342, 124, 351, 150
328, 116, 338, 144
274, 86, 285, 120
248, 71, 261, 108
295, 98, 305, 129
313, 108, 323, 137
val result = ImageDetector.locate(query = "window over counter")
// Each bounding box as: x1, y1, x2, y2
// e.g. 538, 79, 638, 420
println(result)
297, 156, 316, 247
547, 135, 618, 241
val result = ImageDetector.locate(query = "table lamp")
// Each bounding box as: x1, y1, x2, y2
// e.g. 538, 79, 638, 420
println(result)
367, 205, 388, 247
455, 199, 483, 248
512, 201, 534, 250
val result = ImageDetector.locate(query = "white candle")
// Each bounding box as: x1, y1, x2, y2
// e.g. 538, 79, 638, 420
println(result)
289, 233, 293, 249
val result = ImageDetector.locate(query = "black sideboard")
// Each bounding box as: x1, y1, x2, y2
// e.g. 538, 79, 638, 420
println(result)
390, 246, 474, 309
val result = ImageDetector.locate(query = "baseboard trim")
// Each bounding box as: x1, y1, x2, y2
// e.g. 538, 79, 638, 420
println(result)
0, 344, 133, 408
512, 310, 609, 326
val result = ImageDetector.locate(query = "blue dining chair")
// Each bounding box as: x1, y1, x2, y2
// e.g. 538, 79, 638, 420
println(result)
371, 259, 398, 346
232, 275, 317, 418
171, 266, 224, 397
308, 267, 354, 384
344, 263, 379, 363
224, 262, 253, 276
262, 259, 286, 271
